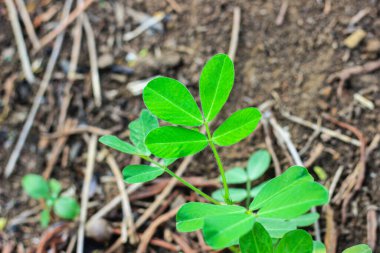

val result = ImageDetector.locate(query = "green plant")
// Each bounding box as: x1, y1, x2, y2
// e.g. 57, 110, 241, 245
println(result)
99, 54, 370, 252
22, 174, 80, 227
211, 149, 272, 207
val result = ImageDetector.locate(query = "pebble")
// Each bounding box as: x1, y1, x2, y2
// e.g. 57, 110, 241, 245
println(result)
344, 29, 367, 49
85, 218, 112, 242
365, 39, 380, 53
98, 54, 114, 69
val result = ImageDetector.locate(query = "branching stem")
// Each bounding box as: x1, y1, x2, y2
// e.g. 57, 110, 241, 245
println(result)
143, 156, 220, 205
204, 123, 232, 204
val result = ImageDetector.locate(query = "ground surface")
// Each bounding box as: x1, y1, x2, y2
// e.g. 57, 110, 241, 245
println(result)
1, 0, 379, 252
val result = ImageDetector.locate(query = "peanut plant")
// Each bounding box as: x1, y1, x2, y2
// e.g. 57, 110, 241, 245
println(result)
22, 174, 80, 227
99, 54, 371, 252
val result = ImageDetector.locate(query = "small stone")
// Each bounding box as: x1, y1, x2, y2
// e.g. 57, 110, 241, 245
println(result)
344, 29, 367, 49
365, 39, 380, 53
319, 86, 332, 97
317, 99, 329, 110
157, 52, 181, 68
85, 218, 112, 242
98, 54, 114, 69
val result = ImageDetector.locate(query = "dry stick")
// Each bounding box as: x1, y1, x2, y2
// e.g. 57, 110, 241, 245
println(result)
4, 0, 35, 83
124, 12, 165, 41
106, 154, 138, 244
135, 156, 192, 228
172, 233, 197, 253
77, 134, 98, 253
366, 205, 377, 250
228, 7, 241, 62
14, 0, 41, 49
268, 114, 322, 242
37, 0, 94, 51
82, 14, 102, 107
165, 0, 183, 13
88, 183, 142, 222
136, 207, 180, 253
45, 126, 112, 139
328, 165, 344, 200
262, 117, 281, 176
324, 205, 337, 253
275, 0, 289, 26
281, 111, 361, 146
4, 0, 73, 178
326, 60, 380, 97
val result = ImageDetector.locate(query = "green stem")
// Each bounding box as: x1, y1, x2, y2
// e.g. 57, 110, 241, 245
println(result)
245, 180, 251, 208
143, 156, 220, 205
204, 123, 231, 204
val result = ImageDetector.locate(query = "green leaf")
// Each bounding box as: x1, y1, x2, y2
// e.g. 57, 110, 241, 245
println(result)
274, 230, 313, 253
212, 188, 247, 203
256, 182, 328, 219
203, 213, 255, 249
199, 54, 234, 122
176, 202, 246, 232
40, 209, 50, 227
222, 167, 247, 184
313, 241, 326, 253
250, 166, 313, 211
129, 109, 159, 155
163, 158, 177, 166
212, 107, 261, 146
288, 213, 319, 227
342, 244, 372, 253
256, 217, 297, 238
247, 149, 271, 180
250, 181, 269, 198
53, 197, 80, 220
22, 174, 50, 199
49, 179, 61, 198
239, 222, 273, 253
143, 77, 203, 126
122, 165, 164, 183
145, 126, 208, 158
99, 135, 138, 155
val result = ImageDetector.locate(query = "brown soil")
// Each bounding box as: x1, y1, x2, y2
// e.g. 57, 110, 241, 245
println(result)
1, 0, 379, 252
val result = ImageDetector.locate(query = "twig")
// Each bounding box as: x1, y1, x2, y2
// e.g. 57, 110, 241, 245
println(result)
268, 113, 322, 242
327, 60, 380, 97
150, 238, 179, 251
4, 0, 73, 178
262, 117, 281, 176
82, 14, 102, 107
123, 12, 165, 41
324, 205, 337, 253
14, 0, 41, 49
36, 223, 69, 253
281, 111, 361, 146
4, 0, 35, 83
66, 234, 77, 253
367, 205, 377, 250
44, 125, 112, 139
68, 12, 84, 80
37, 0, 95, 50
165, 0, 183, 13
228, 7, 241, 62
275, 0, 288, 26
323, 0, 331, 15
172, 233, 197, 253
328, 165, 344, 200
299, 117, 322, 155
134, 156, 192, 228
77, 134, 98, 253
43, 119, 78, 179
322, 114, 366, 191
106, 154, 138, 244
304, 143, 324, 168
88, 183, 142, 222
136, 207, 179, 253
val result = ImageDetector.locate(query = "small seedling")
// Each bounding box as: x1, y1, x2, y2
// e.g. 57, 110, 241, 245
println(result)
22, 174, 80, 227
99, 54, 370, 252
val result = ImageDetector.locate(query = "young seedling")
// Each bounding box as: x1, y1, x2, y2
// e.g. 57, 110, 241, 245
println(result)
99, 54, 370, 252
22, 174, 80, 227
211, 149, 272, 207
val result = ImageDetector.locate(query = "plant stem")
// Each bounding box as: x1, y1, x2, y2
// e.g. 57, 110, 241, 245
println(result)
204, 123, 231, 204
143, 156, 220, 205
245, 180, 251, 208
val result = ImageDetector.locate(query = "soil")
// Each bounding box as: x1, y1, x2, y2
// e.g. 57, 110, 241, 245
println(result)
1, 0, 379, 252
